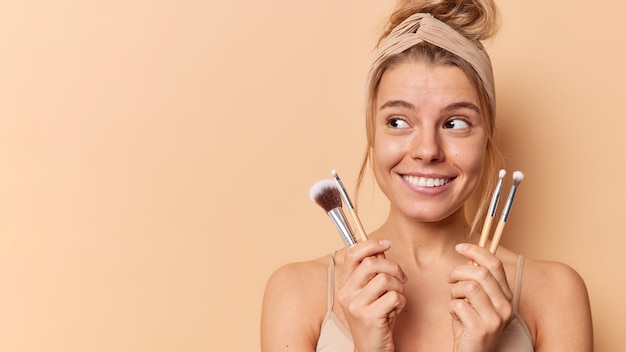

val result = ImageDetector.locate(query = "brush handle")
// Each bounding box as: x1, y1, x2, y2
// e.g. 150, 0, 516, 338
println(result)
478, 216, 494, 248
328, 208, 357, 247
332, 172, 367, 241
488, 220, 507, 254
335, 177, 355, 209
349, 209, 368, 241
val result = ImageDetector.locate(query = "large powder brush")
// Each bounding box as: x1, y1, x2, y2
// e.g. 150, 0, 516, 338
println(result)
310, 179, 357, 247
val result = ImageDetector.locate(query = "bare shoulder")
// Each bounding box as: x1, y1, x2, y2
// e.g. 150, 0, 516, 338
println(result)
527, 257, 585, 280
264, 255, 331, 303
520, 257, 593, 351
495, 247, 588, 297
522, 257, 589, 307
261, 254, 333, 351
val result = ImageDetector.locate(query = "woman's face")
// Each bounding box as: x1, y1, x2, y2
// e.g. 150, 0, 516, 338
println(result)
373, 61, 488, 223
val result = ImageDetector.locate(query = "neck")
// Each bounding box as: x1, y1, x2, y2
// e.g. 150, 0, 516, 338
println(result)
371, 208, 476, 269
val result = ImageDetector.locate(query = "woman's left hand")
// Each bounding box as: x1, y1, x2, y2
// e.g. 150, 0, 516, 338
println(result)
447, 243, 513, 352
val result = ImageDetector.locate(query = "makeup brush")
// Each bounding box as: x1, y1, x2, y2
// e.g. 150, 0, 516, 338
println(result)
478, 169, 506, 248
310, 179, 357, 247
332, 169, 368, 242
488, 171, 524, 254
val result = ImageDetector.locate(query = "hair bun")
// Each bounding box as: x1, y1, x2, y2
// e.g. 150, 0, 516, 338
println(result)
381, 0, 500, 43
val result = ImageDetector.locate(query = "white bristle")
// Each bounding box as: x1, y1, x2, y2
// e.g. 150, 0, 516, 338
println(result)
309, 179, 342, 212
331, 169, 338, 177
512, 171, 524, 185
309, 179, 335, 200
498, 169, 506, 179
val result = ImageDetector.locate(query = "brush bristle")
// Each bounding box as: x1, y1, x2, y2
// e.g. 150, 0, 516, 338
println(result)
310, 179, 342, 212
512, 171, 524, 185
498, 169, 506, 179
331, 169, 338, 178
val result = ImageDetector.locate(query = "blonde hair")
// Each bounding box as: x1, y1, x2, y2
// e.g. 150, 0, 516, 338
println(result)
356, 0, 504, 234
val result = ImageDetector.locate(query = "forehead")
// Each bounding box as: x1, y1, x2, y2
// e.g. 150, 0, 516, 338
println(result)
376, 62, 479, 109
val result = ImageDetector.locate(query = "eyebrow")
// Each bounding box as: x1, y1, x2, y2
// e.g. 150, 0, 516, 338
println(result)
378, 100, 480, 113
444, 102, 480, 113
378, 100, 416, 111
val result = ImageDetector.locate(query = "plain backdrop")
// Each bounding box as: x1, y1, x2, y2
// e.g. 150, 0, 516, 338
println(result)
1, 0, 624, 351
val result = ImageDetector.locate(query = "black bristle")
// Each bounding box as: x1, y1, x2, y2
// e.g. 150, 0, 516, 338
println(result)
309, 179, 342, 212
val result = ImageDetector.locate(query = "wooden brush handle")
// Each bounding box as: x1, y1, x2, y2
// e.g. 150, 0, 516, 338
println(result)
350, 209, 368, 241
489, 220, 507, 254
478, 216, 494, 248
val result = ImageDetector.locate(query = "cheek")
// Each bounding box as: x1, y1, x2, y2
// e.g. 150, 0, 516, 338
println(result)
454, 139, 487, 174
373, 134, 406, 167
444, 130, 484, 157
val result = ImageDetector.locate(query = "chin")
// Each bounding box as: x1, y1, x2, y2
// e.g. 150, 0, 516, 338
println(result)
398, 203, 465, 223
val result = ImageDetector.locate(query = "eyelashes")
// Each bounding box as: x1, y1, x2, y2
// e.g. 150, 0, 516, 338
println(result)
444, 117, 471, 130
386, 116, 410, 129
385, 116, 472, 130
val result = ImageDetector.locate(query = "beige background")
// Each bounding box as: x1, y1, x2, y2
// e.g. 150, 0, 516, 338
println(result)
0, 0, 624, 351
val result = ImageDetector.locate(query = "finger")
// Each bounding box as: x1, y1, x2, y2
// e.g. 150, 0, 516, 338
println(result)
454, 243, 513, 301
449, 298, 481, 329
359, 288, 406, 323
342, 273, 406, 324
450, 280, 509, 324
356, 272, 406, 302
341, 255, 407, 297
449, 282, 511, 339
343, 239, 391, 273
451, 265, 511, 320
449, 264, 512, 321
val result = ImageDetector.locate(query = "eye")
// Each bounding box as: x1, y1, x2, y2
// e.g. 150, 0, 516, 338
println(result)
387, 117, 410, 129
444, 117, 470, 130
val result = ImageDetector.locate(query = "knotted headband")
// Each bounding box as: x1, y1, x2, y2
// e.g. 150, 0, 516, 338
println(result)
367, 13, 495, 124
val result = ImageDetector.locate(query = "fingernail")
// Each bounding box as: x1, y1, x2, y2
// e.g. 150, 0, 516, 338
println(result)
379, 239, 391, 248
455, 243, 468, 252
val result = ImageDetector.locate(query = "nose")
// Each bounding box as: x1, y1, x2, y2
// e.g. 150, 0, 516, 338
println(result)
409, 127, 443, 163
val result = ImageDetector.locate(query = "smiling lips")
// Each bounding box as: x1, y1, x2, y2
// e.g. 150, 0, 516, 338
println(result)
403, 175, 451, 188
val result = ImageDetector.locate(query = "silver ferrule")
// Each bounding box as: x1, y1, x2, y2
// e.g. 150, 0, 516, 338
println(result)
488, 178, 504, 217
327, 207, 357, 247
501, 185, 519, 222
334, 177, 355, 210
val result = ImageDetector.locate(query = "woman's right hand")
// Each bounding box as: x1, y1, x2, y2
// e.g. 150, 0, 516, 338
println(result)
336, 240, 407, 352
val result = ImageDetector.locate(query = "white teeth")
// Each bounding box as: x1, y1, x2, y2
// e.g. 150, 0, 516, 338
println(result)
403, 175, 450, 188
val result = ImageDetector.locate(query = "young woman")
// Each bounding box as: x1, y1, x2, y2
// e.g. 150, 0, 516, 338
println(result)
261, 1, 593, 351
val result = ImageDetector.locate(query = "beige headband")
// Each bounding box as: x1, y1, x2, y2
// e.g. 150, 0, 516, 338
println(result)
367, 13, 495, 119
